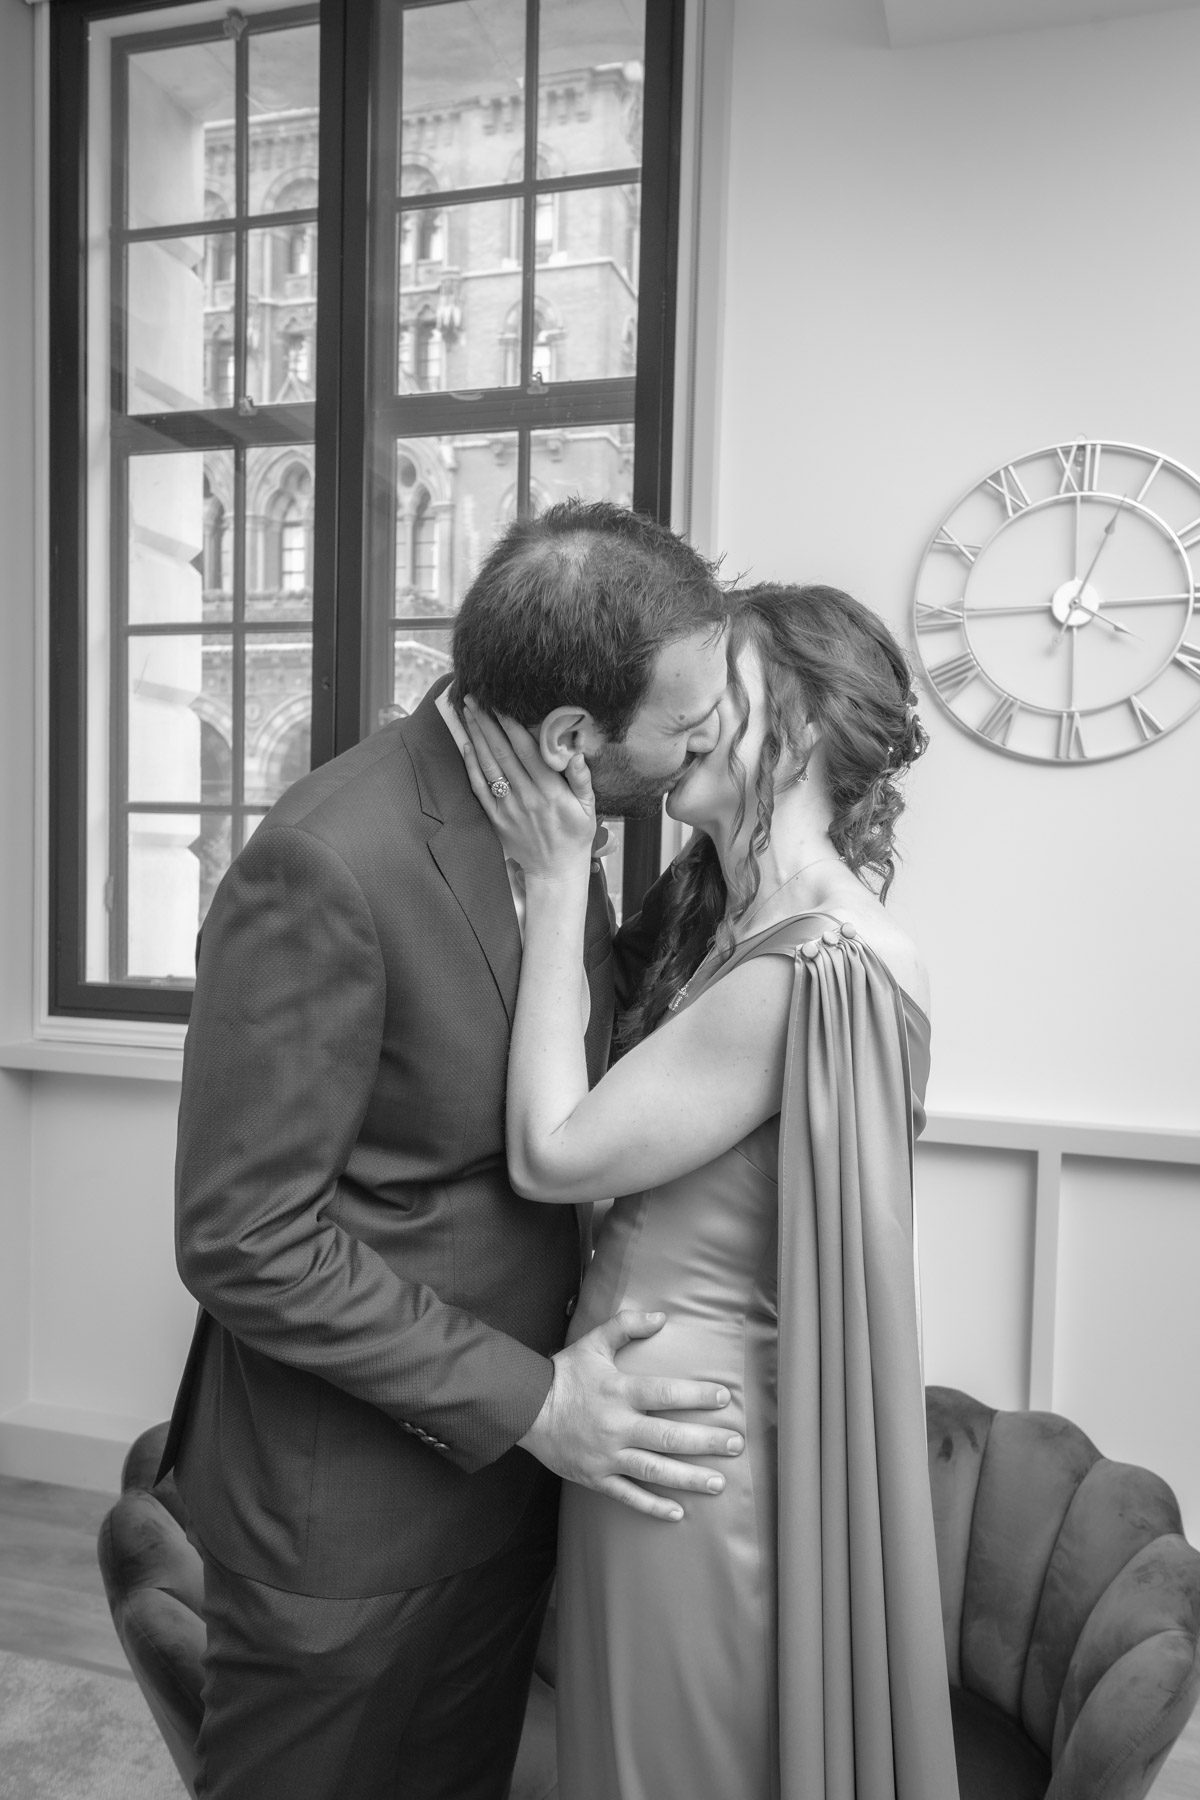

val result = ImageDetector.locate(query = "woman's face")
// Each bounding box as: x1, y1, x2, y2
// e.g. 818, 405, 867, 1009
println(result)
665, 637, 770, 836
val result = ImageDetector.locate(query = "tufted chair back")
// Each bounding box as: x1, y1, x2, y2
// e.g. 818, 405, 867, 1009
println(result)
927, 1386, 1200, 1800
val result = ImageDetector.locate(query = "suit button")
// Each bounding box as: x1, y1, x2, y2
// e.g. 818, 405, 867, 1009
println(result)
565, 1294, 578, 1320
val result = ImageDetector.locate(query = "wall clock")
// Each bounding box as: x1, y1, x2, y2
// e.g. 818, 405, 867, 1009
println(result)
912, 439, 1200, 761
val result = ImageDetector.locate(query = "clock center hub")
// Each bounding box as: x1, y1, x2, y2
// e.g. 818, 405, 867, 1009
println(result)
1050, 578, 1102, 629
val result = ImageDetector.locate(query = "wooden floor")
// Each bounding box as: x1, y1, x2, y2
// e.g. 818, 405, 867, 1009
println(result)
0, 1471, 1198, 1793
0, 1473, 131, 1679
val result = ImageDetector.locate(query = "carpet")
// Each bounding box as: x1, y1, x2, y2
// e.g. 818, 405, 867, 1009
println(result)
0, 1649, 185, 1799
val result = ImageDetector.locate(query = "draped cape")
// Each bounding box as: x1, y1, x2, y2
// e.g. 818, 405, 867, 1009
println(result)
773, 925, 960, 1800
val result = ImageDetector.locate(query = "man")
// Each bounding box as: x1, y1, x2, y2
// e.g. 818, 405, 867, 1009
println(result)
161, 500, 738, 1800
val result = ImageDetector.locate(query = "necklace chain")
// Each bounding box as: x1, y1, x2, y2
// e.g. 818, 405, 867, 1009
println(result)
667, 855, 840, 1013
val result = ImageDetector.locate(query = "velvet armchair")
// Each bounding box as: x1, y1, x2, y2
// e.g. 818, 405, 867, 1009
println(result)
99, 1393, 1200, 1799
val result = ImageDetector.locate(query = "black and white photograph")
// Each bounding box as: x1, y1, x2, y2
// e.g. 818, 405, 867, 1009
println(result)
0, 0, 1197, 1796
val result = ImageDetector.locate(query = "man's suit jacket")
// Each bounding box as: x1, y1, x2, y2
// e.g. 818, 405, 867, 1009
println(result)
162, 681, 616, 1598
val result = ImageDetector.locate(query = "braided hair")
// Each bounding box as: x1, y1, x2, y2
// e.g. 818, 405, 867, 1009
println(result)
620, 583, 928, 1048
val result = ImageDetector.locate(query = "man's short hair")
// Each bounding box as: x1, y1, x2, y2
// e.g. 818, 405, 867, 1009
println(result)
451, 500, 726, 740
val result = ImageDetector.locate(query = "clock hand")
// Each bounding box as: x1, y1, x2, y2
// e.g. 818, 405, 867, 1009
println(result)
1091, 611, 1143, 642
1054, 498, 1126, 642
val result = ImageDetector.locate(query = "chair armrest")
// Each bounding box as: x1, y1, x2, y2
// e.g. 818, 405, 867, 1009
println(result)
1048, 1536, 1200, 1800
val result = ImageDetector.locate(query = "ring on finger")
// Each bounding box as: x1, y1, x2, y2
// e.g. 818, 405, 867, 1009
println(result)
489, 776, 511, 800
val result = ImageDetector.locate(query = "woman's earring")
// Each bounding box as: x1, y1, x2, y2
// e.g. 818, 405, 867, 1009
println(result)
799, 764, 809, 784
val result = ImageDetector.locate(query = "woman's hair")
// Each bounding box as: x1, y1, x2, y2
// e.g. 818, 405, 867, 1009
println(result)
619, 582, 928, 1047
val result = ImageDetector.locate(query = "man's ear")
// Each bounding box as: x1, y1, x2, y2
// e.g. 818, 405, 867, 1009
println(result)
538, 705, 603, 771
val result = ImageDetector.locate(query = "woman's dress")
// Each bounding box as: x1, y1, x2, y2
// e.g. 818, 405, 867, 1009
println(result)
555, 912, 959, 1800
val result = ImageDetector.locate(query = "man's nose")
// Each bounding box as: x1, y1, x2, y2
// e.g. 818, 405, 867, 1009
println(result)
689, 710, 721, 754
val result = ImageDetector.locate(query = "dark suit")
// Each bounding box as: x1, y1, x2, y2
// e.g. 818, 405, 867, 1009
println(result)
162, 681, 615, 1797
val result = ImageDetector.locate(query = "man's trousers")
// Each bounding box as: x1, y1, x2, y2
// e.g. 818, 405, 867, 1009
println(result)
194, 1478, 558, 1800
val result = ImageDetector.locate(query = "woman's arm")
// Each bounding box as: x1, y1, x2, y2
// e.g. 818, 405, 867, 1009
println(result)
462, 707, 795, 1205
510, 946, 793, 1202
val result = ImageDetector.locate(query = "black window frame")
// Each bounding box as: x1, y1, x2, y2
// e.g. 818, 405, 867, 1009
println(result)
49, 0, 688, 1023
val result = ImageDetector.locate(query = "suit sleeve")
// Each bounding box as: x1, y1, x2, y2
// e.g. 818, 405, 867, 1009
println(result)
175, 822, 553, 1475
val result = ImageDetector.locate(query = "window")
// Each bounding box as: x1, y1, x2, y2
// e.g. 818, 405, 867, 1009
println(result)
50, 0, 682, 1021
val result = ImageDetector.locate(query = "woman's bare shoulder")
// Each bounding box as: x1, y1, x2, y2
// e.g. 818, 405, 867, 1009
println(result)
810, 881, 930, 1016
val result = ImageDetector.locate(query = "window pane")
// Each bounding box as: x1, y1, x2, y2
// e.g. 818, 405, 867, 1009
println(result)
248, 25, 321, 204
127, 39, 235, 231
194, 810, 233, 926
538, 0, 644, 178
128, 451, 215, 626
534, 185, 638, 382
531, 423, 633, 512
127, 236, 207, 413
126, 812, 204, 982
390, 430, 518, 618
246, 224, 318, 406
128, 634, 206, 805
78, 3, 320, 995
399, 200, 520, 393
247, 446, 315, 618
391, 628, 453, 721
399, 0, 526, 193
245, 633, 312, 804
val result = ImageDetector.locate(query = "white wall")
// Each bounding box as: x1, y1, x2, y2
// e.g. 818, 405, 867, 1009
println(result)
717, 0, 1199, 1128
0, 0, 196, 1489
714, 0, 1200, 1525
0, 0, 37, 1424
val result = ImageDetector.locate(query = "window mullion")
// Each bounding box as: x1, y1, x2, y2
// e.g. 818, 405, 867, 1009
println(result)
231, 447, 247, 858
233, 16, 250, 409
518, 0, 541, 418
110, 451, 131, 982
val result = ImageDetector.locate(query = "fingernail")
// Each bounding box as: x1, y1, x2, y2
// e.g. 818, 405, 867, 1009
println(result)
669, 1506, 684, 1522
715, 1387, 730, 1406
727, 1436, 743, 1454
706, 1475, 724, 1494
648, 1311, 666, 1324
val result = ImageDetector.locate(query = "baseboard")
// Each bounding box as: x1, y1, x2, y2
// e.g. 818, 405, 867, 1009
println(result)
0, 1402, 157, 1493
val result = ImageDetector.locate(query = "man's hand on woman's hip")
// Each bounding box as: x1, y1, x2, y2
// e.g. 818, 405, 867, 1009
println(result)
517, 1310, 744, 1522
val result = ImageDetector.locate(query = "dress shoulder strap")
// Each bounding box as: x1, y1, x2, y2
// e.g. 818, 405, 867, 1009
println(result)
734, 910, 845, 965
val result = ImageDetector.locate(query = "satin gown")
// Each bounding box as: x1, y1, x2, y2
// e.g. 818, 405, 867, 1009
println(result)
555, 913, 950, 1800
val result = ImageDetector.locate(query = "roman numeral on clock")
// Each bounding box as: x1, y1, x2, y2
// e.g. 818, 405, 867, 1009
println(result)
933, 528, 979, 565
978, 693, 1019, 746
1056, 709, 1087, 760
916, 600, 966, 632
1128, 694, 1164, 740
1178, 520, 1200, 552
984, 465, 1031, 517
1172, 641, 1200, 680
929, 650, 978, 701
1057, 441, 1102, 494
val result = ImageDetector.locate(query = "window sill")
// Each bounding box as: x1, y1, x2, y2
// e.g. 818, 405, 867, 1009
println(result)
0, 1039, 184, 1082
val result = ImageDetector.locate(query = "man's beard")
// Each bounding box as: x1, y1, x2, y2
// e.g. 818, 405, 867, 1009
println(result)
588, 742, 690, 819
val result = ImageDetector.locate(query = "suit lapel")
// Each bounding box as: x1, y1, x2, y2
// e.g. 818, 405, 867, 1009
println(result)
404, 682, 522, 1026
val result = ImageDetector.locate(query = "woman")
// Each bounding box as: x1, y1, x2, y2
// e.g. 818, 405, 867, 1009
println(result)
462, 584, 959, 1800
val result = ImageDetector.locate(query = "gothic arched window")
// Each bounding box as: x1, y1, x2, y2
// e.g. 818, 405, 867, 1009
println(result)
414, 312, 443, 391
280, 503, 307, 592
287, 225, 313, 278
412, 494, 438, 598
501, 302, 558, 387
399, 166, 444, 272
267, 462, 313, 596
